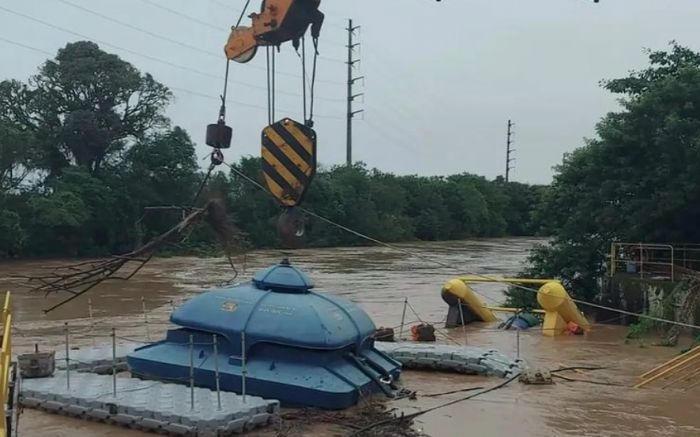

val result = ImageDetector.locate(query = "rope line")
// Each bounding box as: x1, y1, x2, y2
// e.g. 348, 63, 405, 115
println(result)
222, 160, 700, 331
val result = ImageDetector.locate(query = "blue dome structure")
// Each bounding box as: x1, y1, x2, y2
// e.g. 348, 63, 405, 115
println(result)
127, 260, 401, 409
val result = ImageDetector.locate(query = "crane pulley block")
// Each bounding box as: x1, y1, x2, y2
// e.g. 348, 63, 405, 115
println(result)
225, 0, 324, 63
261, 118, 317, 207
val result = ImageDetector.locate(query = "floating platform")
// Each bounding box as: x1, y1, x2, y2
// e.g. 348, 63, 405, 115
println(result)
56, 344, 134, 373
20, 371, 279, 436
60, 342, 525, 379
376, 342, 525, 377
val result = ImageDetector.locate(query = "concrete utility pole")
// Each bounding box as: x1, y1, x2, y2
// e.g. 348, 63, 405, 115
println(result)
346, 19, 363, 167
505, 119, 515, 182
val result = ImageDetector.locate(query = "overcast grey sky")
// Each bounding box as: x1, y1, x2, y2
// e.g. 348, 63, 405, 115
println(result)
2, 0, 700, 184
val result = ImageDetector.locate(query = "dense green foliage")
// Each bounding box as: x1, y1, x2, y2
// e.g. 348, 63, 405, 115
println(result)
506, 43, 700, 307
0, 42, 544, 259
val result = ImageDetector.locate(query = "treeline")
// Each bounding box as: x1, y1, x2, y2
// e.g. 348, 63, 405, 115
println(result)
0, 41, 546, 259
228, 160, 546, 248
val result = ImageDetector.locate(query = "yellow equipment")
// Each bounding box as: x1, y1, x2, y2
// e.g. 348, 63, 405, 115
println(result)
442, 279, 498, 323
443, 276, 591, 336
212, 0, 601, 246
635, 345, 700, 389
0, 292, 14, 437
224, 0, 324, 63
536, 281, 591, 337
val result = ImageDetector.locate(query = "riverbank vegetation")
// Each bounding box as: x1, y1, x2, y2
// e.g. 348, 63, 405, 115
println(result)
0, 41, 546, 259
505, 42, 700, 308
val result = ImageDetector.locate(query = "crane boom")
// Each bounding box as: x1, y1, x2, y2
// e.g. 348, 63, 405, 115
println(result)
224, 0, 324, 63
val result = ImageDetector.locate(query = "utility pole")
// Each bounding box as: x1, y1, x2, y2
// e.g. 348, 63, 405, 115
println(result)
346, 19, 363, 167
505, 119, 515, 182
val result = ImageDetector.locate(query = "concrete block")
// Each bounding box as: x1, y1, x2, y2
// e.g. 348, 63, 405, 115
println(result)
112, 413, 138, 426
65, 405, 88, 416
20, 369, 279, 436
139, 417, 164, 431
225, 418, 247, 433
20, 397, 41, 409
464, 364, 487, 374
43, 401, 63, 412
88, 408, 111, 421
250, 413, 270, 426
164, 422, 194, 436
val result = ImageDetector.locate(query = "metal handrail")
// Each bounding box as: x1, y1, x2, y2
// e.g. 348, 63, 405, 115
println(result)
0, 291, 12, 437
610, 243, 676, 281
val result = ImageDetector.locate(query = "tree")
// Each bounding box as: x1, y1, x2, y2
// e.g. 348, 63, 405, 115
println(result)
507, 42, 700, 306
0, 41, 171, 176
0, 120, 34, 194
126, 127, 199, 205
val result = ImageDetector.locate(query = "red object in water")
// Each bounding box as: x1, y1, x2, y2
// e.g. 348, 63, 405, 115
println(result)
564, 321, 584, 336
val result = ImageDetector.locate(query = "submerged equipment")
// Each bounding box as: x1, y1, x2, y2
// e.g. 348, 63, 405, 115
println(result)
127, 259, 401, 409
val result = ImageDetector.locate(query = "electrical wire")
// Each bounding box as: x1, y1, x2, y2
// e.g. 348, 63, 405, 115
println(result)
172, 86, 343, 119
140, 0, 224, 31
63, 0, 341, 103
207, 0, 242, 14
58, 0, 222, 58
6, 4, 694, 332
0, 36, 53, 56
0, 4, 344, 89
140, 0, 345, 81
0, 32, 344, 119
221, 159, 700, 331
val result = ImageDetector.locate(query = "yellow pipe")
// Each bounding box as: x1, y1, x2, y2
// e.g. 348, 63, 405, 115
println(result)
457, 276, 559, 285
537, 282, 590, 336
485, 306, 545, 314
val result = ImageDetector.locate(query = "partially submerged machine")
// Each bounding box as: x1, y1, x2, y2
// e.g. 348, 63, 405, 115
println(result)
127, 260, 400, 409
441, 277, 591, 336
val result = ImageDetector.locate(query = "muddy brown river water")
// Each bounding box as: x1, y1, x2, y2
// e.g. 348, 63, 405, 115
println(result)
1, 238, 699, 436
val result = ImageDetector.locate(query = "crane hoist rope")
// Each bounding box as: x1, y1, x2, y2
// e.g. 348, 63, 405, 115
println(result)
204, 0, 324, 248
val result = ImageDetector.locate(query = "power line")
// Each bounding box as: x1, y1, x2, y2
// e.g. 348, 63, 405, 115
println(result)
206, 0, 242, 14
173, 86, 343, 119
53, 0, 343, 100
0, 35, 53, 56
0, 4, 344, 102
221, 157, 700, 332
140, 0, 224, 32
58, 0, 222, 58
207, 0, 345, 47
364, 103, 428, 147
0, 34, 344, 120
362, 118, 420, 154
67, 0, 341, 84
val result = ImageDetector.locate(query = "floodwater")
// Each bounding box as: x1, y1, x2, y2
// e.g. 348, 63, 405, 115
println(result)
1, 238, 699, 436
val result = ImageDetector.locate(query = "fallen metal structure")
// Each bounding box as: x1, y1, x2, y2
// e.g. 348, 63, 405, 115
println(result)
442, 276, 591, 336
